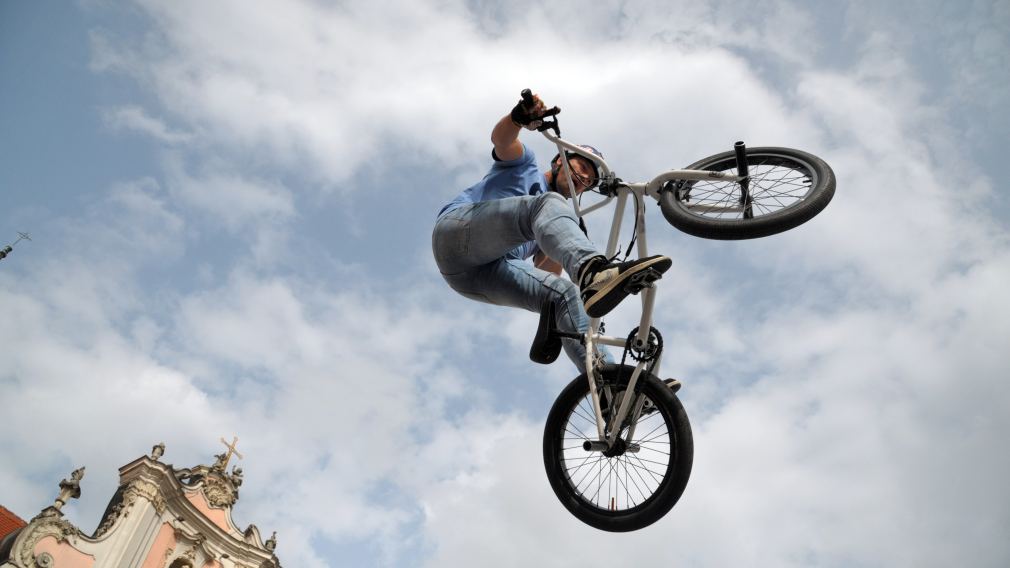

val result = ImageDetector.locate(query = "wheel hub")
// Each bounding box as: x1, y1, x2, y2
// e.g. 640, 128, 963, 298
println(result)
602, 438, 627, 458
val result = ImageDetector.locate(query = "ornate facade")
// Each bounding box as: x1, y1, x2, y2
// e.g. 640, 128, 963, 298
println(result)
0, 443, 280, 568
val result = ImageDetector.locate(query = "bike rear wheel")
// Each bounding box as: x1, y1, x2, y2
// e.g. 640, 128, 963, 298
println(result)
543, 364, 693, 532
659, 146, 835, 239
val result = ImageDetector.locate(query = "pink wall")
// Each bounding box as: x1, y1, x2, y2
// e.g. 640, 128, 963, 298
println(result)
141, 522, 178, 568
183, 491, 235, 535
34, 535, 95, 568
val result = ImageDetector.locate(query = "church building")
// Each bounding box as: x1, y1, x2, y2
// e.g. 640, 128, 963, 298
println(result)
0, 440, 281, 568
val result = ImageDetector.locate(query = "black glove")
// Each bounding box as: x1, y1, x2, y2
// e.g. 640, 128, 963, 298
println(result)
511, 97, 543, 130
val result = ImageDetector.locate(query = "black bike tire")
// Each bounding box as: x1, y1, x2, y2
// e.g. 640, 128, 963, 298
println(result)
658, 146, 835, 240
542, 364, 693, 532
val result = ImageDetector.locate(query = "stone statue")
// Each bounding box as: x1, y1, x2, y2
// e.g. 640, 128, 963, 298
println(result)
265, 532, 277, 552
211, 452, 229, 472
54, 467, 85, 511
151, 442, 166, 460
229, 466, 244, 488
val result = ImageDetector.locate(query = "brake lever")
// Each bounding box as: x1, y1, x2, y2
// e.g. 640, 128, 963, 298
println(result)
536, 110, 561, 135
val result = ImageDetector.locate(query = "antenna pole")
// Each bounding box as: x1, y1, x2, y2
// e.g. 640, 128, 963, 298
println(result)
1, 231, 32, 262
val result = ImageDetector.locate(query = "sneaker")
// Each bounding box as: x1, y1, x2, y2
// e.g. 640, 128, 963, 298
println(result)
578, 255, 672, 318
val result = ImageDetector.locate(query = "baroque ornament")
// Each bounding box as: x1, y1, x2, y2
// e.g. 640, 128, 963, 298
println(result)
17, 509, 79, 568
93, 500, 123, 538
54, 467, 85, 512
201, 474, 238, 508
125, 479, 167, 514
95, 479, 166, 538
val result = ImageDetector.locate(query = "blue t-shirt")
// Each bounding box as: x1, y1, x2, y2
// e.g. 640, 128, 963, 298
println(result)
438, 144, 548, 260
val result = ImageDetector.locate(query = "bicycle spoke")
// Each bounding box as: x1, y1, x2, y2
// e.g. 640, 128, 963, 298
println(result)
636, 445, 671, 456
638, 428, 670, 446
566, 454, 601, 481
572, 405, 597, 427
752, 172, 805, 209
631, 410, 664, 428
576, 398, 598, 423
623, 455, 648, 505
629, 453, 665, 485
637, 434, 671, 445
631, 455, 672, 468
613, 457, 635, 508
586, 460, 608, 503
574, 455, 606, 494
589, 458, 618, 504
626, 454, 654, 497
634, 421, 669, 445
624, 450, 667, 471
564, 426, 592, 440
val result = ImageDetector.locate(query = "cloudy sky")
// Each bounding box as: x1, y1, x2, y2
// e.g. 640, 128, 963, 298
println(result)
2, 0, 1008, 566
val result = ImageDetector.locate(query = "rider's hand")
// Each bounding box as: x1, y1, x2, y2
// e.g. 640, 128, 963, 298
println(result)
511, 92, 548, 130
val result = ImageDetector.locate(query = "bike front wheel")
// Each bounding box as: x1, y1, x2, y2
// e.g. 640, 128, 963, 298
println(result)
659, 146, 835, 239
543, 364, 693, 532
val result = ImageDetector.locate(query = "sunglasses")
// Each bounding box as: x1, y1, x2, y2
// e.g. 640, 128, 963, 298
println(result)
566, 160, 598, 189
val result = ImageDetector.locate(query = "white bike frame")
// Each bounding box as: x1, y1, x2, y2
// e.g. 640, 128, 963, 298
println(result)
543, 130, 744, 447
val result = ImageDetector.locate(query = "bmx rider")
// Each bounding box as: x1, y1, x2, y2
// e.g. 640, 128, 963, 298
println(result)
431, 92, 673, 372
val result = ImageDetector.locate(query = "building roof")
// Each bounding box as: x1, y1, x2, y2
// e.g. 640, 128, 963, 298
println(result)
1, 445, 279, 568
0, 505, 27, 541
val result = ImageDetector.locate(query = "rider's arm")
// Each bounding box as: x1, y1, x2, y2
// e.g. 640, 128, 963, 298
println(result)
534, 250, 563, 276
492, 93, 546, 162
491, 114, 523, 161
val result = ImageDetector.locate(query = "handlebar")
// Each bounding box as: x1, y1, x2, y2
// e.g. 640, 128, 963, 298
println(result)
519, 88, 561, 134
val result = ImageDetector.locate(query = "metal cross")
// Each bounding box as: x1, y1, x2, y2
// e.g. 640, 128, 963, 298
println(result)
219, 436, 244, 469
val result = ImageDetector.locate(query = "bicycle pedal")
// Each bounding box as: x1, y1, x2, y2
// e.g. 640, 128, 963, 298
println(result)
624, 268, 662, 294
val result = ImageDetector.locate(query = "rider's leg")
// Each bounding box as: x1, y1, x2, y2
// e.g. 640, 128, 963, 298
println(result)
433, 191, 671, 319
433, 192, 598, 279
440, 257, 610, 373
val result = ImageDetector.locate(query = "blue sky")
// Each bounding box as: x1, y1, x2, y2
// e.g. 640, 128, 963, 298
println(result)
2, 1, 1009, 566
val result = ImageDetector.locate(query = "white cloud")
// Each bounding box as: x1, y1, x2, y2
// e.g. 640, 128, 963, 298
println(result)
103, 105, 192, 143
87, 0, 834, 189
163, 158, 295, 230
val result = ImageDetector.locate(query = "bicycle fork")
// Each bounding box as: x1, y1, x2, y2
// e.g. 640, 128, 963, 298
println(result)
583, 285, 660, 452
582, 362, 648, 454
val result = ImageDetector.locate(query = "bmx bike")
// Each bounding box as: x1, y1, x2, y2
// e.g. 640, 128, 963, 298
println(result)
521, 90, 836, 532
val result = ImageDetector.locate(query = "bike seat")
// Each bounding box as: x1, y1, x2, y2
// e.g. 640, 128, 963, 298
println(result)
530, 301, 563, 364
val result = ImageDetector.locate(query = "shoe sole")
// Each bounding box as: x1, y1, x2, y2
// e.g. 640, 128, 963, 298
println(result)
583, 256, 672, 318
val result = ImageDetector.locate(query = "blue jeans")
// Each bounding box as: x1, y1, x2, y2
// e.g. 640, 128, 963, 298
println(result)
432, 192, 608, 372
